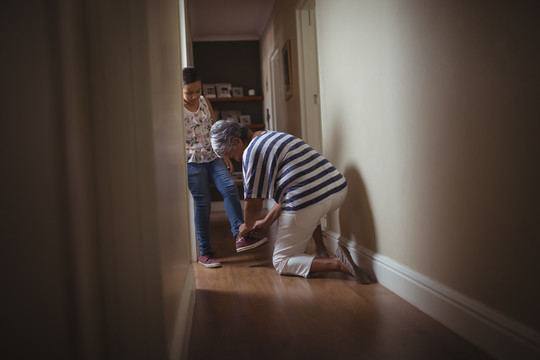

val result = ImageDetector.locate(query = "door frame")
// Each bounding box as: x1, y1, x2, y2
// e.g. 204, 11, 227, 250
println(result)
269, 47, 283, 132
296, 0, 323, 153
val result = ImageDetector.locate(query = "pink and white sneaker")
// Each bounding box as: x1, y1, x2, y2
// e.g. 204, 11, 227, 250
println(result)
235, 233, 268, 253
198, 253, 222, 268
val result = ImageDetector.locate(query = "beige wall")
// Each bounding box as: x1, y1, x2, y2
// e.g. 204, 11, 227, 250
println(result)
314, 0, 539, 332
259, 0, 539, 337
146, 0, 193, 356
2, 0, 192, 358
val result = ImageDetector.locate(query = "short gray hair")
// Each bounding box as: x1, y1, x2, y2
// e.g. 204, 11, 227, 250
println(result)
210, 120, 250, 157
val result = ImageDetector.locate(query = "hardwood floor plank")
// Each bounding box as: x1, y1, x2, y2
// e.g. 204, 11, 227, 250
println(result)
187, 212, 492, 359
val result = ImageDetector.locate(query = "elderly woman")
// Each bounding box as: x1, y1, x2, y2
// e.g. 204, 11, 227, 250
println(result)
210, 120, 369, 283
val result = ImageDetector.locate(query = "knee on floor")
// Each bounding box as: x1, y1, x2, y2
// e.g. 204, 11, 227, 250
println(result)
272, 256, 288, 275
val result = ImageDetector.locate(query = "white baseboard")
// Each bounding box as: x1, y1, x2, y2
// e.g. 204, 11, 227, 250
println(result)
169, 265, 196, 360
324, 231, 540, 360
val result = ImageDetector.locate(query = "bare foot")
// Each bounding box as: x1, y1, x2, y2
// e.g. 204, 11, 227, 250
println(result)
335, 245, 370, 284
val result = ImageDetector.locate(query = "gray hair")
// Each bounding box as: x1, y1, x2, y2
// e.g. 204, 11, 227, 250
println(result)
210, 120, 250, 157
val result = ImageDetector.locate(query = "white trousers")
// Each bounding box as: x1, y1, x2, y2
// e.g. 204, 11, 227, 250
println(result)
272, 186, 348, 278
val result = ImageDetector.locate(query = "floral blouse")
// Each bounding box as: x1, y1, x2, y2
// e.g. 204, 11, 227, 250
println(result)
184, 96, 218, 163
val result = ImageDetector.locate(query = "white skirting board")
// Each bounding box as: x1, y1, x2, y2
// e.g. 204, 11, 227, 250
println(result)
324, 231, 540, 360
169, 265, 196, 360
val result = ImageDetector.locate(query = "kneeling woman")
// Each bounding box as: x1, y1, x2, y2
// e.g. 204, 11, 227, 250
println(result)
210, 120, 369, 283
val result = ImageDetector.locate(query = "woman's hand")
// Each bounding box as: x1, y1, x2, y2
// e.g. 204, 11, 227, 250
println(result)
250, 219, 268, 235
238, 223, 251, 238
249, 203, 282, 236
239, 219, 266, 238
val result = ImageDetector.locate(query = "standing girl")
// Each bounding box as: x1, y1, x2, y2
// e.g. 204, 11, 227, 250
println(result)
182, 67, 266, 268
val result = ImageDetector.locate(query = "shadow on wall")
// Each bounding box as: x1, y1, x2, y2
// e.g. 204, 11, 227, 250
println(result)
340, 166, 378, 255
323, 110, 377, 277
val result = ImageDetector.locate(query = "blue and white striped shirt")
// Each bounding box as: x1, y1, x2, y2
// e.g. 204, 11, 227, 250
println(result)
243, 131, 347, 211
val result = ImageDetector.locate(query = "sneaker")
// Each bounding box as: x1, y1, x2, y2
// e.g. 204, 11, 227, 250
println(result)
236, 233, 268, 253
198, 253, 222, 268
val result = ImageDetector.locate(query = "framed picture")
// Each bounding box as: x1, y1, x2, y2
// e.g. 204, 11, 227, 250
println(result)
221, 110, 242, 122
282, 39, 293, 101
232, 87, 244, 97
238, 114, 251, 125
202, 83, 216, 98
216, 83, 232, 98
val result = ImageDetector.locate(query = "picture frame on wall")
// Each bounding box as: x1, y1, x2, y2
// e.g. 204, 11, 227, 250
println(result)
216, 83, 232, 98
238, 114, 251, 125
232, 87, 244, 97
282, 39, 293, 101
221, 110, 242, 122
203, 83, 216, 98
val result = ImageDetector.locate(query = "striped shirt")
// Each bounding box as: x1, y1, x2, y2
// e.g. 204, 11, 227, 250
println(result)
243, 131, 347, 211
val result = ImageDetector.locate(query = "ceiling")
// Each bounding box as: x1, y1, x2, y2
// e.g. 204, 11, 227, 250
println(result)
187, 0, 276, 42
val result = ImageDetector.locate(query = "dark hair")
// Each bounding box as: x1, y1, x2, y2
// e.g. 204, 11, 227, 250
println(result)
210, 120, 250, 157
182, 66, 199, 85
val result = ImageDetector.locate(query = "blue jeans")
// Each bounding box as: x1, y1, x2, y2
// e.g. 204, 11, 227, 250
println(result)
187, 158, 243, 256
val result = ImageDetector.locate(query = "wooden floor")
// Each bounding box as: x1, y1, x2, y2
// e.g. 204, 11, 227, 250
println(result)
187, 212, 492, 360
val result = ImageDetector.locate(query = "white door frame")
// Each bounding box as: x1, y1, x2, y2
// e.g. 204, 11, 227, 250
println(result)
267, 49, 277, 131
269, 47, 284, 132
296, 0, 323, 153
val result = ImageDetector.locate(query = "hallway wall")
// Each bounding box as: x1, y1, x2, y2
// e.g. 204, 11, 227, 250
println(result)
2, 0, 193, 359
315, 0, 539, 342
2, 2, 76, 358
259, 0, 539, 358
